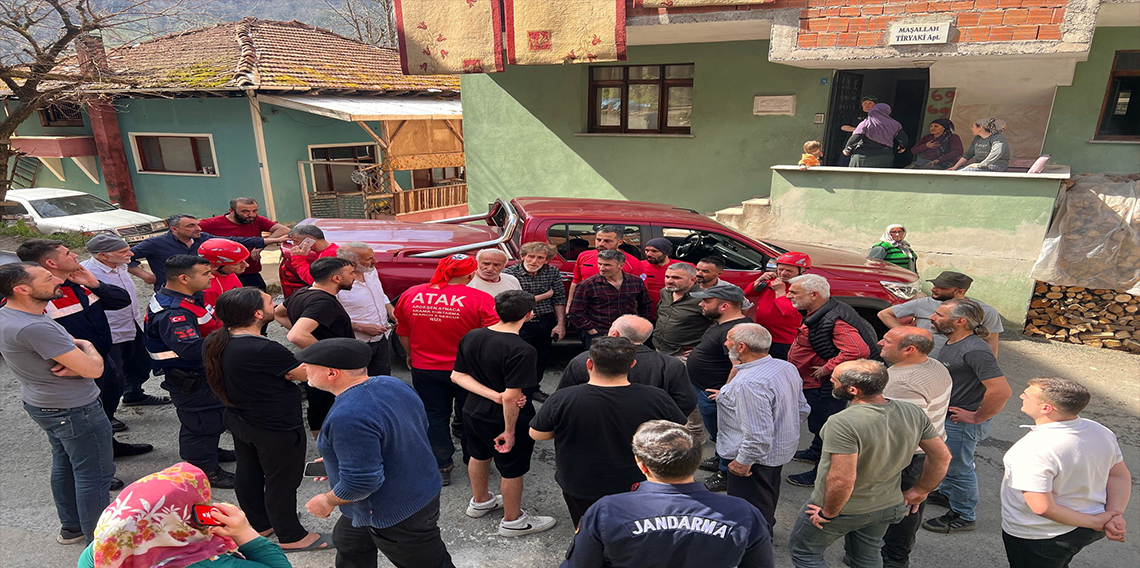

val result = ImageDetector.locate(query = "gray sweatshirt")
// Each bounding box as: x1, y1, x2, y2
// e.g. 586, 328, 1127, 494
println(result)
962, 132, 1010, 169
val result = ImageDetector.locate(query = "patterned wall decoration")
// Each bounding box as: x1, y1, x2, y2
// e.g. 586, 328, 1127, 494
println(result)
504, 0, 626, 65
394, 0, 504, 75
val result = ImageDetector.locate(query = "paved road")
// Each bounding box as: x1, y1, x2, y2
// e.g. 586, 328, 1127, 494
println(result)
2, 295, 1138, 567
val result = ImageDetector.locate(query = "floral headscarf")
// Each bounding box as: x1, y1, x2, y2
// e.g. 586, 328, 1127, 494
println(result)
92, 463, 237, 568
977, 117, 1007, 135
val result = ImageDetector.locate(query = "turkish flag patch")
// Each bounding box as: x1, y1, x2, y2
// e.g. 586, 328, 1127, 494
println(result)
170, 315, 186, 323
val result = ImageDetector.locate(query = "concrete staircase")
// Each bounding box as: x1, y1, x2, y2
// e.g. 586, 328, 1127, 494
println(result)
713, 197, 772, 238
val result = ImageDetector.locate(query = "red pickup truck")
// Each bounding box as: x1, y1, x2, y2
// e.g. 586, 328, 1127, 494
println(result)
299, 196, 922, 329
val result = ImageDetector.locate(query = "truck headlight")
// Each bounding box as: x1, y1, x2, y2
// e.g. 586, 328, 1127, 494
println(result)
150, 221, 167, 231
880, 280, 920, 300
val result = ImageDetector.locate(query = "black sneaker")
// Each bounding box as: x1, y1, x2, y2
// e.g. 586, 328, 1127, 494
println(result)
57, 527, 84, 545
793, 449, 820, 464
531, 390, 550, 403
110, 418, 128, 433
113, 439, 153, 458
922, 510, 976, 533
217, 448, 237, 463
121, 394, 171, 407
698, 456, 720, 472
925, 490, 950, 508
704, 470, 728, 492
440, 464, 454, 487
110, 477, 124, 491
786, 469, 817, 487
206, 468, 236, 489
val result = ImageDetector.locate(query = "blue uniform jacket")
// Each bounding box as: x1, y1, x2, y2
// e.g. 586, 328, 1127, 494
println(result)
131, 231, 265, 289
143, 288, 213, 372
562, 481, 773, 568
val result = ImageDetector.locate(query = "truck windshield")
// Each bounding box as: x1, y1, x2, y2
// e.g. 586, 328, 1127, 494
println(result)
30, 195, 117, 218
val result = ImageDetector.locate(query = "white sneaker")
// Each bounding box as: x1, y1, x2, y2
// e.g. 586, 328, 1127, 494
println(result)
498, 510, 557, 537
466, 494, 504, 518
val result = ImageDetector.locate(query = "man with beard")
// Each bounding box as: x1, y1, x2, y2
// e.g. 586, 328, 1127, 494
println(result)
275, 257, 358, 437
568, 250, 652, 348
639, 238, 682, 318
923, 298, 1011, 535
132, 214, 278, 289
336, 243, 396, 376
744, 252, 812, 360
0, 262, 111, 545
468, 249, 522, 297
877, 271, 1002, 358
504, 241, 567, 403
567, 225, 641, 311
655, 262, 714, 446
686, 286, 751, 492
788, 360, 950, 568
199, 197, 290, 290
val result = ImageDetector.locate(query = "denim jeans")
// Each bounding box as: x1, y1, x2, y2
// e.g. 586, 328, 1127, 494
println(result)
693, 385, 727, 472
24, 399, 115, 542
938, 419, 992, 522
789, 502, 909, 568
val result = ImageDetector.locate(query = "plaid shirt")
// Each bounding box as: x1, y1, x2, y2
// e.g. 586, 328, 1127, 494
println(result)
504, 263, 566, 316
568, 273, 651, 333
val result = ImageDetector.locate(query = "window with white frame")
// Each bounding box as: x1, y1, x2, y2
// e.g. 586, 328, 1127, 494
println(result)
130, 134, 218, 175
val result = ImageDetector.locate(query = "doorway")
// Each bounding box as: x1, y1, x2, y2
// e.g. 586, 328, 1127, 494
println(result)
823, 68, 931, 168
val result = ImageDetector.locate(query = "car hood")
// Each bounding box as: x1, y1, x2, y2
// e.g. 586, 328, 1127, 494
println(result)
305, 218, 500, 255
40, 209, 162, 230
763, 238, 919, 283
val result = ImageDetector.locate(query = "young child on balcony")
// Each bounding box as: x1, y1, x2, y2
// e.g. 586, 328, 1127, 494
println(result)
799, 140, 823, 169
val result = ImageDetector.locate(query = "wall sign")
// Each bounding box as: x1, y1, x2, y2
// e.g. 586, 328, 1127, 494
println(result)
888, 22, 951, 46
753, 95, 796, 116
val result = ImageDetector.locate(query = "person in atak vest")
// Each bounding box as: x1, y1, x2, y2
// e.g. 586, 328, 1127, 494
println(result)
144, 255, 236, 488
784, 274, 881, 489
868, 224, 918, 273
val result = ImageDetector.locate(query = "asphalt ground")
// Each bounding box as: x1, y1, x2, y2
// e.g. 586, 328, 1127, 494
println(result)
2, 283, 1138, 567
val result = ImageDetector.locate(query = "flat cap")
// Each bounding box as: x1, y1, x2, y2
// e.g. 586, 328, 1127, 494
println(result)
690, 284, 746, 303
927, 271, 973, 290
295, 338, 372, 370
85, 233, 130, 253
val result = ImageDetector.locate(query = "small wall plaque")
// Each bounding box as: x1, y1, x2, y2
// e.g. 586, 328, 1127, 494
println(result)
753, 95, 796, 116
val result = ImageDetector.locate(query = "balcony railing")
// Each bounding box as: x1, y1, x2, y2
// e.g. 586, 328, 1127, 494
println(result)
393, 183, 468, 215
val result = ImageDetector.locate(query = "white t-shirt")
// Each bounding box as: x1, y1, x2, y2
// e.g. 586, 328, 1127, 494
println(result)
467, 272, 521, 298
1001, 417, 1123, 539
891, 296, 1003, 358
884, 358, 952, 453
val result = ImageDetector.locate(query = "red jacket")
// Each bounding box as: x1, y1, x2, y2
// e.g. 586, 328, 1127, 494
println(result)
743, 281, 802, 344
279, 243, 340, 298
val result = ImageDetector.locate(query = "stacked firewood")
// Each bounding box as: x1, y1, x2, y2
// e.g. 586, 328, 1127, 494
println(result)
1024, 282, 1140, 353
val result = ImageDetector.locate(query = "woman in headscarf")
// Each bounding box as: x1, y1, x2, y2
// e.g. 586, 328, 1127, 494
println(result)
907, 118, 963, 170
843, 103, 909, 168
948, 117, 1011, 172
78, 462, 291, 568
868, 224, 918, 272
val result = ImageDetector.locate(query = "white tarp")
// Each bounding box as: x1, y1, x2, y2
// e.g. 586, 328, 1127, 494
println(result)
259, 95, 461, 122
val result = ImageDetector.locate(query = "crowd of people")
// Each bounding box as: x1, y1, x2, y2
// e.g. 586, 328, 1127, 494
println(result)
0, 197, 1131, 568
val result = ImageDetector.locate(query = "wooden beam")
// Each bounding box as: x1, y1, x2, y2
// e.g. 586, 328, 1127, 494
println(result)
444, 119, 463, 143
71, 156, 100, 184
356, 120, 388, 150
388, 120, 408, 146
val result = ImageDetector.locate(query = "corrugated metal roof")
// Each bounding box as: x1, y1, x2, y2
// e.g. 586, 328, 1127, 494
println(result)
259, 95, 462, 121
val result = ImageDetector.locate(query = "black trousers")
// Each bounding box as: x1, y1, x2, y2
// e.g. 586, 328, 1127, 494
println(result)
769, 342, 791, 361
306, 384, 336, 432
111, 328, 153, 402
563, 492, 602, 528
518, 313, 557, 390
225, 412, 308, 543
237, 272, 267, 290
163, 379, 225, 472
411, 368, 469, 469
1002, 527, 1105, 568
804, 385, 847, 458
366, 337, 392, 377
727, 463, 783, 531
882, 454, 926, 568
94, 356, 121, 420
332, 496, 454, 568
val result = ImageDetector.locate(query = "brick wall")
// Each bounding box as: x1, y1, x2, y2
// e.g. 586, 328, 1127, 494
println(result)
629, 0, 1072, 49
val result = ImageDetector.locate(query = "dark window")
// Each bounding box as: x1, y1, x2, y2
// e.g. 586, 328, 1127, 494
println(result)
546, 223, 643, 261
134, 135, 217, 174
1, 201, 29, 216
310, 145, 375, 193
588, 64, 694, 134
1096, 51, 1140, 140
661, 227, 769, 270
38, 103, 84, 127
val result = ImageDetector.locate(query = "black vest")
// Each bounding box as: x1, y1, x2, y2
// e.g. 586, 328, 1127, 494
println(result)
802, 299, 881, 361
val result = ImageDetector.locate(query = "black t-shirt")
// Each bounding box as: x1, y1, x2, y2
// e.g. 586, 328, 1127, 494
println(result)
454, 328, 538, 423
220, 335, 303, 430
686, 316, 751, 390
530, 383, 686, 498
284, 287, 353, 340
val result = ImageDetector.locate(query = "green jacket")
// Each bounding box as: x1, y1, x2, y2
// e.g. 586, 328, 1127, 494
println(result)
79, 536, 292, 568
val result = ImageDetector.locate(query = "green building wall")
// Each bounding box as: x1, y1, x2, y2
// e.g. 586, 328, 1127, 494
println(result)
1042, 27, 1140, 174
461, 40, 833, 214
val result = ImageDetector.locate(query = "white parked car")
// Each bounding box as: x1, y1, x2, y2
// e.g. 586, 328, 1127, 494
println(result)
2, 188, 167, 243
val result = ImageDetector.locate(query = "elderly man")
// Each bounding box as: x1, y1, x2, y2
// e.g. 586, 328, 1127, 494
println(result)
744, 252, 811, 360
504, 241, 567, 403
785, 274, 880, 488
639, 238, 682, 317
878, 271, 1003, 357
199, 197, 290, 290
299, 338, 454, 568
788, 360, 951, 568
80, 234, 167, 407
568, 249, 651, 348
558, 315, 695, 415
878, 327, 953, 567
468, 249, 522, 297
131, 214, 275, 289
279, 224, 340, 298
924, 298, 1011, 535
717, 323, 809, 531
654, 261, 714, 445
336, 242, 396, 376
567, 225, 641, 310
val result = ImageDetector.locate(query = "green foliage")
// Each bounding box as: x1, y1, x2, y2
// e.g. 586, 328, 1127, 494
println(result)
0, 220, 92, 251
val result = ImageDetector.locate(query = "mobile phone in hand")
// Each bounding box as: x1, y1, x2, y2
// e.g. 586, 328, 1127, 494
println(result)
304, 460, 327, 477
300, 237, 316, 249
193, 504, 225, 526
